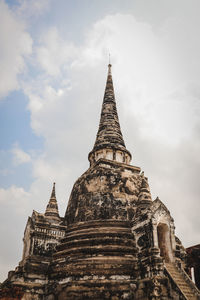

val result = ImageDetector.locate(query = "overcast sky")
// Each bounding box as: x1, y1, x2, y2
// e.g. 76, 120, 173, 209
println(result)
0, 0, 200, 282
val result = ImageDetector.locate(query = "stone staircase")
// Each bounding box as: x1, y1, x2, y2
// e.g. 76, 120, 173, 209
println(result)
165, 262, 200, 300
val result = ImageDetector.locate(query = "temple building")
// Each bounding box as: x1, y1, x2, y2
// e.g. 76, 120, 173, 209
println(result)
0, 64, 200, 299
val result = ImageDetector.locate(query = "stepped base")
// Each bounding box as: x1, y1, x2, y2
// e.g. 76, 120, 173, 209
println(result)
52, 220, 138, 279
54, 279, 136, 300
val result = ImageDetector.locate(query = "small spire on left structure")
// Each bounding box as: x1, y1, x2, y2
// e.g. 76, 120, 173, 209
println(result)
45, 182, 60, 221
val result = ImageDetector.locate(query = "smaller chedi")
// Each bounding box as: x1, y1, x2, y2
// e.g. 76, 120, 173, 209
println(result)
0, 64, 200, 300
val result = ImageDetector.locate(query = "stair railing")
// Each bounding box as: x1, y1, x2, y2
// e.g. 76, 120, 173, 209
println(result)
174, 262, 200, 299
164, 262, 200, 300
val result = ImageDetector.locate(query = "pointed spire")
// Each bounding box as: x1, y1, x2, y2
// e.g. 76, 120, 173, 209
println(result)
88, 64, 132, 165
51, 182, 56, 198
45, 183, 60, 221
138, 175, 152, 203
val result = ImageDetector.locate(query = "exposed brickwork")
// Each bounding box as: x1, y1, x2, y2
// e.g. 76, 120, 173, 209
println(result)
0, 286, 23, 299
65, 159, 143, 225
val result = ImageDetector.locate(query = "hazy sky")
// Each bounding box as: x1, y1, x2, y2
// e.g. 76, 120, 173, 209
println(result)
0, 0, 200, 282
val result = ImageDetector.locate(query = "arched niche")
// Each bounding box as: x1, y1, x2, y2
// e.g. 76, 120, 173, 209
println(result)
157, 223, 173, 263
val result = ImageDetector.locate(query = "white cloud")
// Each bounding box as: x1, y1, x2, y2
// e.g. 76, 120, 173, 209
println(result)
36, 27, 77, 76
0, 185, 30, 213
0, 0, 32, 99
16, 0, 50, 19
0, 185, 31, 281
11, 143, 31, 166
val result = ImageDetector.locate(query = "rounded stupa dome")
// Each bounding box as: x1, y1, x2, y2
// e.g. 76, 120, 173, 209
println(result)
64, 159, 151, 226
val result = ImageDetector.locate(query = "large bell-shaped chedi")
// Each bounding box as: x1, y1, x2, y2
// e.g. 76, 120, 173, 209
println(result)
64, 64, 149, 226
51, 65, 200, 300
52, 65, 151, 299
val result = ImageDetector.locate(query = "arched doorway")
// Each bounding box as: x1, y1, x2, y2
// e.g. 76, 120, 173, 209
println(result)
157, 223, 173, 262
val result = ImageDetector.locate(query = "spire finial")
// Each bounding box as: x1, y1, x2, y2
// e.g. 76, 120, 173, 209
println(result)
108, 53, 112, 75
51, 182, 56, 198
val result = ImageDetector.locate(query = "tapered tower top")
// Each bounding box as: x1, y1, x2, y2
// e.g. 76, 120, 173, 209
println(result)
88, 64, 132, 166
45, 182, 60, 221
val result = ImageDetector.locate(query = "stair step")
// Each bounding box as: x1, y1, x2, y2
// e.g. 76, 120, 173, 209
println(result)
165, 263, 198, 300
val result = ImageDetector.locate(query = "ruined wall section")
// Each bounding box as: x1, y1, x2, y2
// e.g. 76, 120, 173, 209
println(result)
132, 206, 163, 280
186, 244, 200, 289
132, 198, 187, 281
21, 210, 66, 261
0, 211, 66, 300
